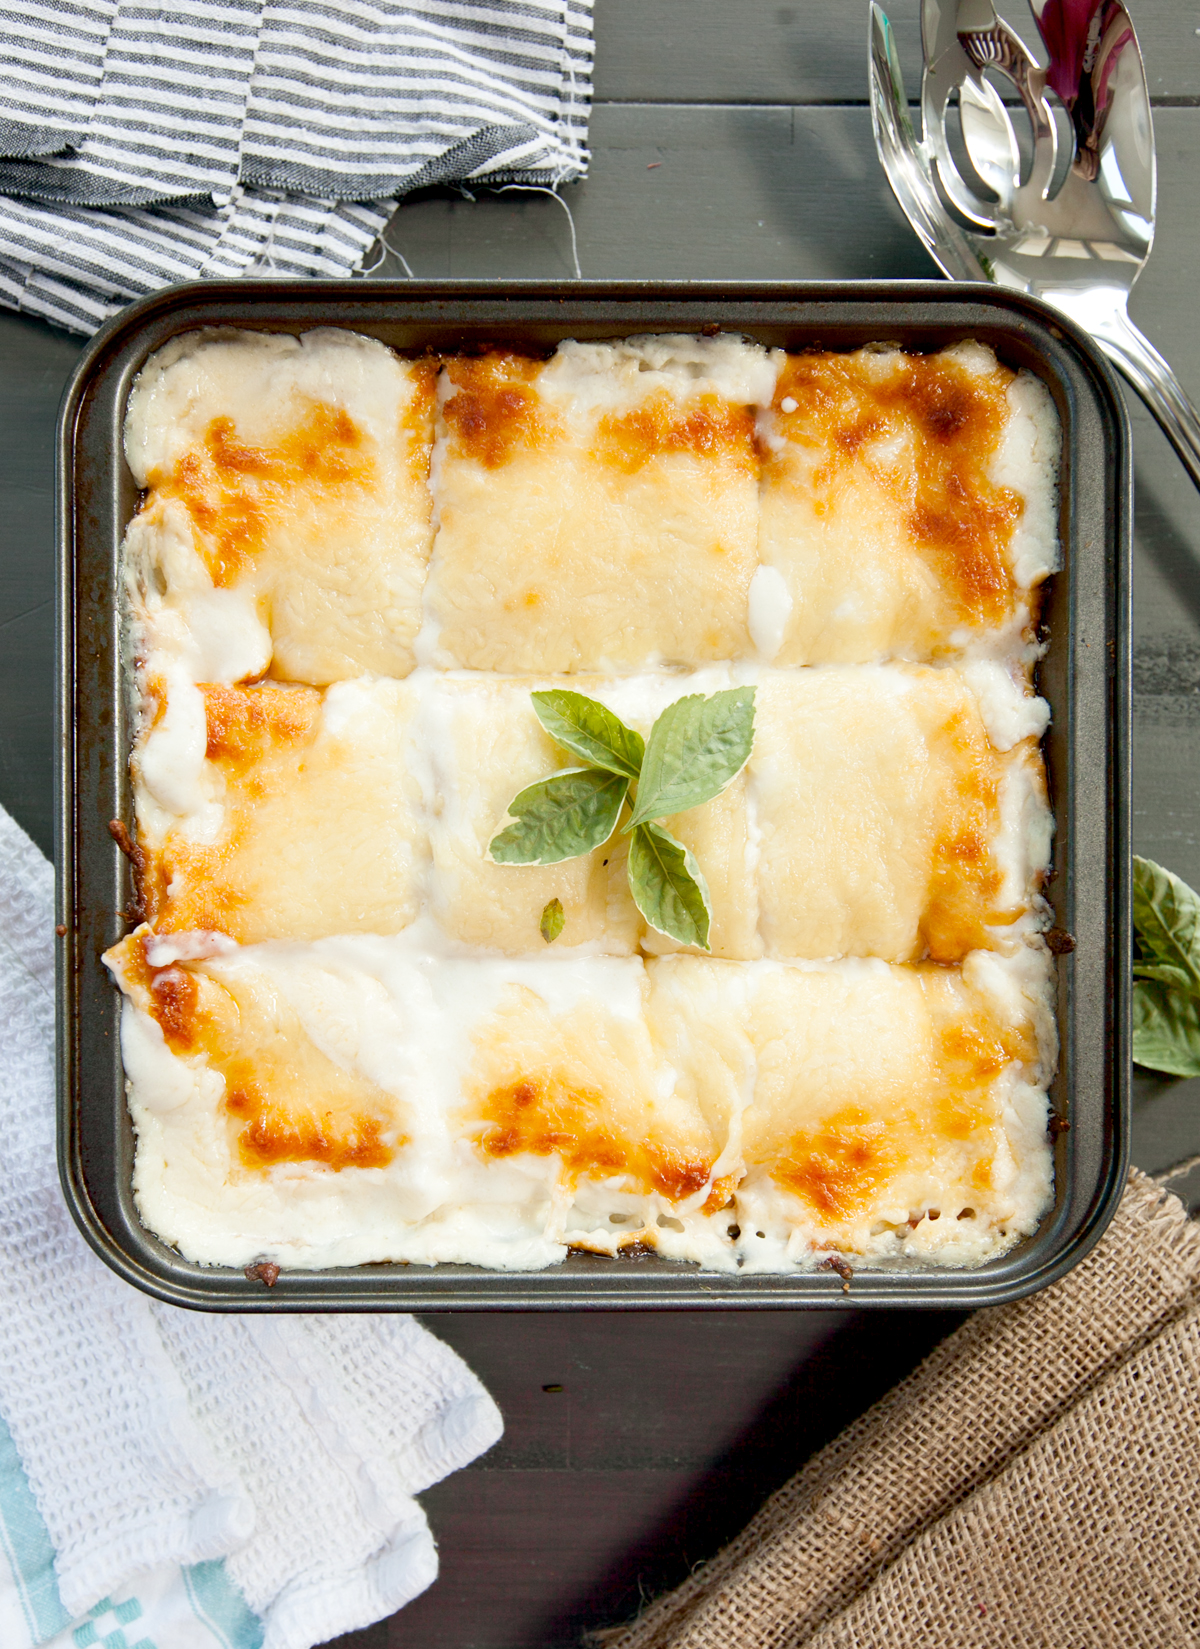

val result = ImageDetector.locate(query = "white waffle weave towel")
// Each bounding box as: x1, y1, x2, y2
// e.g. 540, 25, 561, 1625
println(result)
0, 0, 593, 332
0, 802, 504, 1649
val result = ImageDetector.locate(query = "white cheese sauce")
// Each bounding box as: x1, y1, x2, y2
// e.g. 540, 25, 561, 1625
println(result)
112, 329, 1063, 1276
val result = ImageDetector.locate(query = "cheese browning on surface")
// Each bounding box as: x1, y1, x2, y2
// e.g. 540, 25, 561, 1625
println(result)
124, 328, 436, 684
133, 677, 422, 944
422, 337, 772, 672
756, 343, 1060, 666
127, 664, 1049, 963
109, 931, 406, 1175
752, 664, 1036, 964
110, 327, 1063, 1275
105, 932, 1053, 1270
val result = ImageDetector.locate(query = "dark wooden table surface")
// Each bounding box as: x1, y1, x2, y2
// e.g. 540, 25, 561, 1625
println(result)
3, 2, 1200, 1644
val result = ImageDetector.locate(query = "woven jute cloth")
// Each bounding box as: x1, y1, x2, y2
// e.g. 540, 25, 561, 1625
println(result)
599, 1169, 1200, 1649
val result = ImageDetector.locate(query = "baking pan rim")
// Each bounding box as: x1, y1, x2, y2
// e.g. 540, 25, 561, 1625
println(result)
56, 278, 1131, 1311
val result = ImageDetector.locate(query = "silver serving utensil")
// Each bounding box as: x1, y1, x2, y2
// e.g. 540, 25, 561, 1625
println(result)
870, 0, 1200, 491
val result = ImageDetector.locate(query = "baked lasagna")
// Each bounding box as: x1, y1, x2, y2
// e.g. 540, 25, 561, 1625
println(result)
108, 328, 1061, 1273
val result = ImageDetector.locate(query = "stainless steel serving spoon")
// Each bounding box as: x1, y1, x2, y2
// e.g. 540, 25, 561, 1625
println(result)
869, 0, 1200, 492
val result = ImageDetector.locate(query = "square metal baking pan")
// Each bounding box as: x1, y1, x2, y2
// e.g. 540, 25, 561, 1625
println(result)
56, 280, 1130, 1311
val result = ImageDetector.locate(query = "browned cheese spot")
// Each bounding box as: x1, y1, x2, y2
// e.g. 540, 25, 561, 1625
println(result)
152, 400, 377, 585
139, 683, 324, 933
442, 354, 560, 468
934, 1002, 1038, 1144
771, 1105, 903, 1219
920, 704, 1021, 961
475, 1074, 714, 1203
221, 1067, 393, 1172
121, 933, 203, 1054
592, 390, 758, 477
703, 1173, 739, 1215
400, 358, 438, 488
772, 351, 1023, 627
118, 932, 400, 1172
766, 976, 1037, 1215
201, 680, 322, 776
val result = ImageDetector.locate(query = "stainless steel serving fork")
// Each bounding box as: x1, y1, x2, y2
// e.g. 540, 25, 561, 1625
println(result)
870, 0, 1200, 492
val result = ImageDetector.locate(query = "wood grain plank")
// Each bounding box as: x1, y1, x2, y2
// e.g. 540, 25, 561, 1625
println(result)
0, 310, 83, 858
348, 1309, 967, 1649
413, 1309, 846, 1472
380, 105, 939, 283
591, 0, 1200, 106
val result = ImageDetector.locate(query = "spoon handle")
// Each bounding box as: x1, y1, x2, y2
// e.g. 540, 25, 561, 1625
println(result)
1088, 305, 1200, 495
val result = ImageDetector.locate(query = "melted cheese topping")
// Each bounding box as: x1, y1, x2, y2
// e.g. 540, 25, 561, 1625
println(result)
757, 343, 1060, 666
104, 931, 1052, 1270
110, 329, 1062, 1276
124, 328, 436, 684
422, 337, 774, 672
133, 677, 422, 945
752, 664, 1035, 963
113, 931, 407, 1175
409, 674, 639, 954
130, 664, 1048, 964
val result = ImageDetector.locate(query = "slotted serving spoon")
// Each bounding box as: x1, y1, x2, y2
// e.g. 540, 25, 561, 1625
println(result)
869, 0, 1200, 491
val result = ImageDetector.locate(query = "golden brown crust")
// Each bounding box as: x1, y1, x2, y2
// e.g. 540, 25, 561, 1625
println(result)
113, 931, 403, 1173
475, 1073, 715, 1202
770, 349, 1023, 632
441, 353, 561, 469
592, 389, 757, 477
154, 403, 377, 587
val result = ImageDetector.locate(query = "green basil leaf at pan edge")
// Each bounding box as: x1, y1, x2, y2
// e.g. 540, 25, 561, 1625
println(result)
1133, 962, 1194, 992
490, 769, 629, 866
540, 897, 565, 944
1133, 977, 1200, 1077
531, 690, 645, 779
626, 686, 756, 830
1132, 855, 1200, 992
627, 821, 712, 952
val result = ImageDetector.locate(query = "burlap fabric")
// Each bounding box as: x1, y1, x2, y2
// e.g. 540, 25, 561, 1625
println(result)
599, 1169, 1200, 1649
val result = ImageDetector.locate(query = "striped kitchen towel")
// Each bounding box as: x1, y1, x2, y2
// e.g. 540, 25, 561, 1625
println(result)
0, 802, 504, 1649
0, 0, 593, 332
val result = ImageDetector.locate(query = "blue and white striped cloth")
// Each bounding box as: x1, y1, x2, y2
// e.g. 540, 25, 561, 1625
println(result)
0, 805, 503, 1649
0, 0, 593, 332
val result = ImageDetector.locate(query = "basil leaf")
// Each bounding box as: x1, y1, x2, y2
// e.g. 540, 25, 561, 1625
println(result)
490, 769, 628, 865
1131, 856, 1200, 1075
627, 821, 712, 951
1133, 855, 1200, 991
531, 690, 645, 779
1133, 977, 1200, 1077
1133, 962, 1194, 991
626, 687, 756, 830
540, 898, 565, 944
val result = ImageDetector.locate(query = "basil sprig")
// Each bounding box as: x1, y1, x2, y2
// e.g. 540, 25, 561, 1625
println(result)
489, 768, 628, 866
1133, 855, 1200, 1076
489, 687, 756, 950
625, 686, 756, 829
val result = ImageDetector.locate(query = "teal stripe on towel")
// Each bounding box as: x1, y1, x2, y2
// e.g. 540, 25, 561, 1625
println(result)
182, 1562, 263, 1649
0, 1411, 70, 1640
